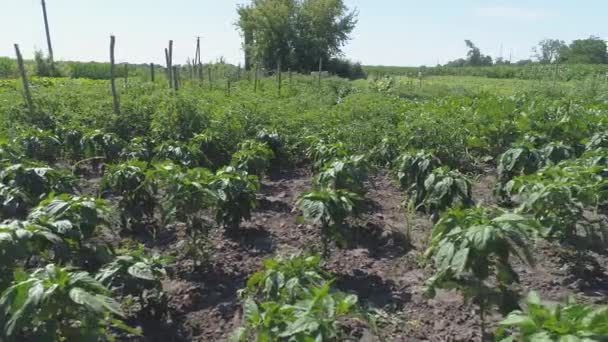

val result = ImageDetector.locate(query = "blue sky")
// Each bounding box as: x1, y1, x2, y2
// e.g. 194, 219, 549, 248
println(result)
1, 0, 607, 66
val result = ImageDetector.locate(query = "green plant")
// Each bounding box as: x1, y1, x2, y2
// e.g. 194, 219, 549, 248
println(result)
210, 167, 260, 234
0, 163, 75, 204
0, 183, 30, 219
540, 141, 575, 165
122, 137, 156, 162
15, 130, 61, 163
425, 207, 539, 337
495, 145, 543, 201
0, 264, 138, 341
305, 138, 349, 172
231, 140, 275, 176
101, 161, 156, 231
96, 245, 168, 293
81, 130, 124, 162
154, 140, 200, 167
497, 292, 608, 341
413, 167, 474, 221
232, 255, 359, 342
297, 189, 361, 257
155, 163, 216, 257
0, 220, 63, 290
189, 131, 231, 170
393, 150, 441, 190
315, 154, 368, 194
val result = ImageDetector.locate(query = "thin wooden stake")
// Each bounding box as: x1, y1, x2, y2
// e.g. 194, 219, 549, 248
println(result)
318, 57, 323, 88
288, 68, 292, 87
277, 60, 282, 97
150, 63, 155, 82
208, 66, 212, 90
109, 36, 120, 115
173, 66, 180, 91
165, 48, 171, 88
14, 44, 34, 115
254, 63, 259, 92
124, 64, 128, 89
40, 0, 54, 71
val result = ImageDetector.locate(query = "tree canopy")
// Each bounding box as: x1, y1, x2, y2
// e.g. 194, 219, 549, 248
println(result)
237, 0, 357, 72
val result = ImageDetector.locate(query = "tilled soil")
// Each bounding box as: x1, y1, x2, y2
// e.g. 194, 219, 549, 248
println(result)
136, 168, 608, 341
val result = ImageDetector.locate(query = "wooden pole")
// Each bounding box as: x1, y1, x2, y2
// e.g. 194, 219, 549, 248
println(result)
109, 36, 120, 115
168, 40, 174, 89
173, 66, 180, 91
150, 63, 155, 82
318, 57, 323, 88
288, 68, 292, 87
124, 64, 128, 89
165, 48, 171, 88
14, 44, 34, 115
40, 0, 54, 71
254, 63, 259, 92
277, 59, 282, 97
208, 66, 212, 90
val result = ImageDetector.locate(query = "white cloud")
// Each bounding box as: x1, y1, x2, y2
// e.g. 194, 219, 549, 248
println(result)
475, 6, 556, 21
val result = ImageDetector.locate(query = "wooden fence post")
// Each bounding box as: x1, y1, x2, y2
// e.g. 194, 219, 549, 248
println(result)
109, 36, 120, 115
254, 63, 259, 92
150, 63, 155, 82
14, 44, 34, 115
124, 64, 128, 89
40, 0, 55, 72
318, 58, 323, 88
208, 66, 212, 90
173, 66, 180, 91
277, 60, 282, 97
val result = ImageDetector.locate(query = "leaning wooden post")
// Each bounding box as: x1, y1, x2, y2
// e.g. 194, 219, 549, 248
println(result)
150, 63, 155, 82
277, 59, 282, 97
124, 64, 128, 89
318, 57, 323, 88
165, 48, 171, 88
109, 36, 120, 115
173, 66, 180, 91
208, 66, 212, 90
40, 0, 55, 71
254, 63, 259, 92
14, 44, 34, 115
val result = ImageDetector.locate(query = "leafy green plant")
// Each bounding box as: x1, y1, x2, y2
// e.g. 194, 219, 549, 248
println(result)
210, 167, 260, 234
315, 154, 368, 194
154, 140, 200, 167
495, 145, 543, 201
0, 220, 63, 290
413, 167, 474, 221
96, 244, 168, 293
0, 264, 138, 341
101, 161, 156, 231
15, 130, 61, 163
122, 137, 156, 162
81, 130, 124, 162
509, 157, 608, 242
305, 138, 349, 172
586, 131, 608, 151
297, 189, 361, 257
0, 163, 76, 204
425, 207, 539, 337
497, 292, 608, 341
232, 255, 359, 342
0, 183, 30, 219
393, 150, 440, 190
231, 140, 275, 176
189, 131, 231, 170
540, 141, 575, 165
155, 163, 216, 257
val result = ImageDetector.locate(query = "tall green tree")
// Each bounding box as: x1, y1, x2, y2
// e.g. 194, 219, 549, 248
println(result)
561, 36, 608, 64
533, 39, 566, 64
237, 0, 357, 72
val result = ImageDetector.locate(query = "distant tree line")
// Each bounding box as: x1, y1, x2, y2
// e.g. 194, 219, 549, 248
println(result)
236, 0, 365, 79
445, 36, 607, 67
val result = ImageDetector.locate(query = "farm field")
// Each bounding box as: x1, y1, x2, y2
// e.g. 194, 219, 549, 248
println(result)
1, 72, 608, 342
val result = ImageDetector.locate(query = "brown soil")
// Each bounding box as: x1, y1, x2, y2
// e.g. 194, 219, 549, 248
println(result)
125, 168, 608, 341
